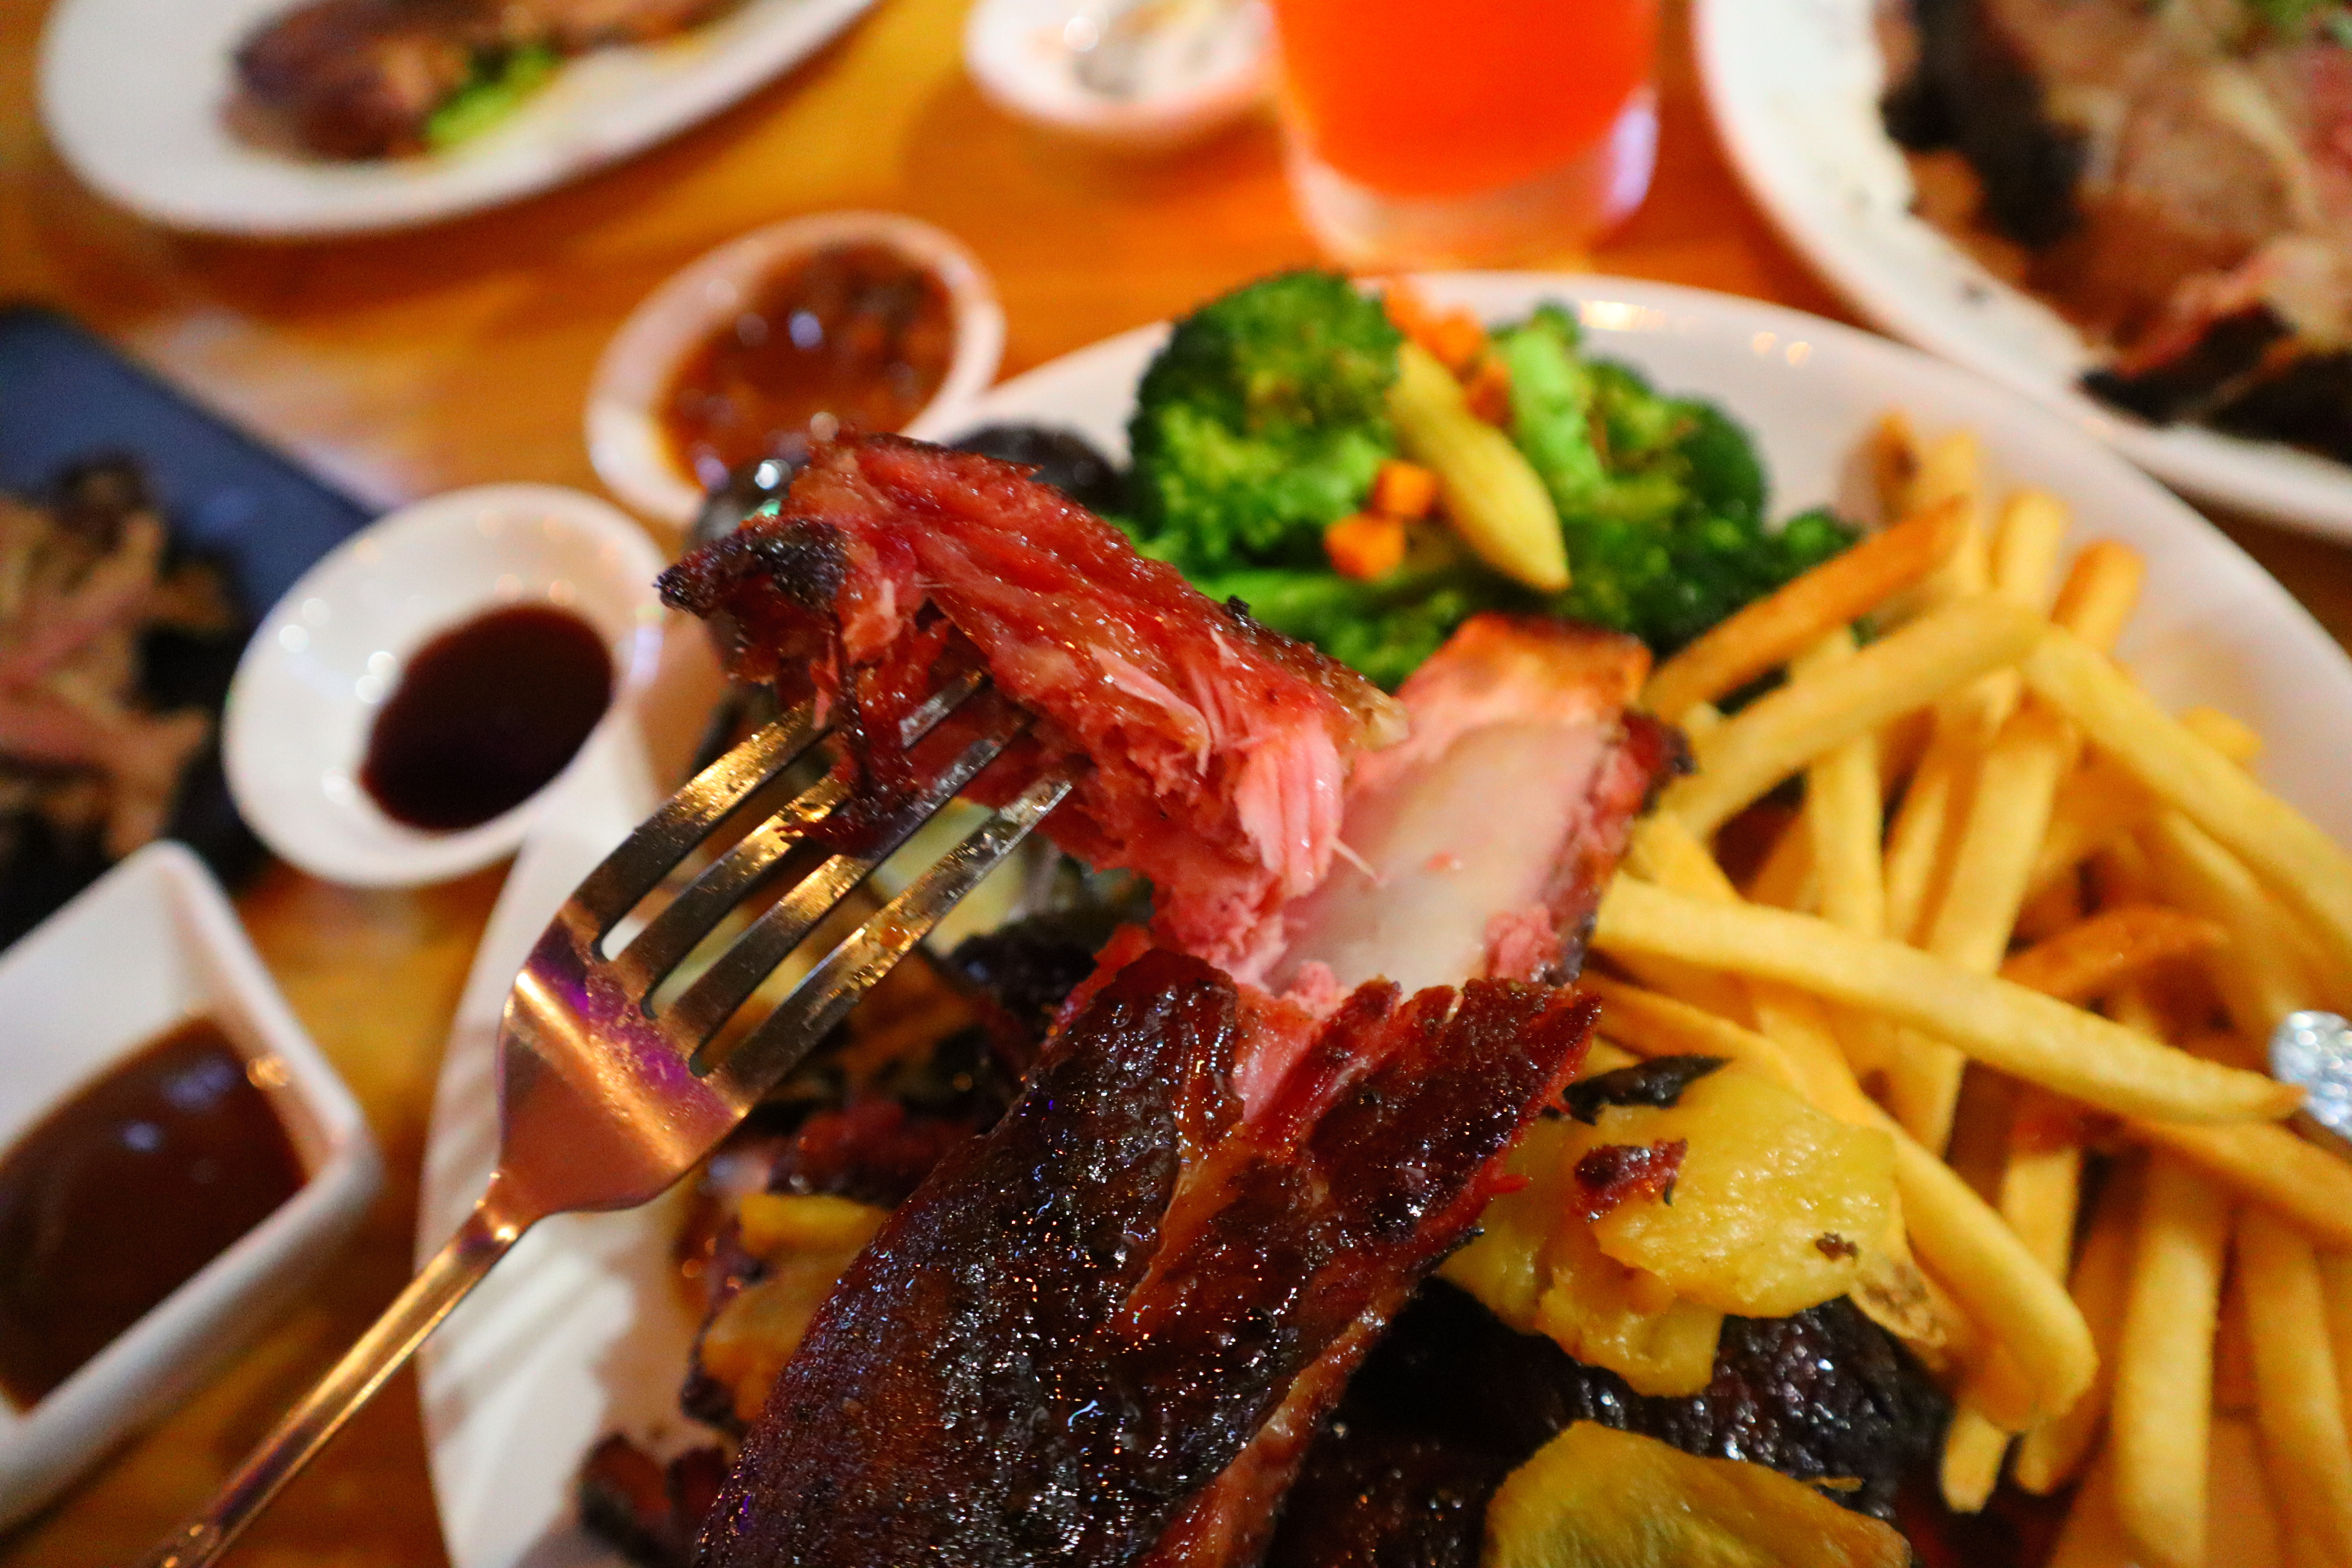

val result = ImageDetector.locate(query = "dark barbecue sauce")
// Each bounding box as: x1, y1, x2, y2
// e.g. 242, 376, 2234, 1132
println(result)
659, 242, 956, 489
360, 604, 613, 831
0, 1018, 303, 1408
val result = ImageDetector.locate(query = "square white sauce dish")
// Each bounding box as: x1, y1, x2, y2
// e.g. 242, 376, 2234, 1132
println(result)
0, 840, 380, 1530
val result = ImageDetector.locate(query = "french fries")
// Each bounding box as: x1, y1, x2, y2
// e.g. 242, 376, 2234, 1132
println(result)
1998, 904, 2225, 1005
1659, 597, 2046, 838
2022, 625, 2352, 978
2016, 1164, 2139, 1493
2114, 1154, 2228, 1568
1564, 411, 2352, 1553
2127, 1120, 2352, 1254
2238, 1207, 2352, 1564
1592, 880, 2298, 1124
1641, 501, 1969, 723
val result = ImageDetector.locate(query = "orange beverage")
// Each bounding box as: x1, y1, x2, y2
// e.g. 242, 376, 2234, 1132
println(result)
1267, 0, 1661, 263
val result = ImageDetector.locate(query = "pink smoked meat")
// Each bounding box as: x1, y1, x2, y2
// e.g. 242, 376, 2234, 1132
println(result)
1265, 613, 1682, 997
657, 436, 1405, 976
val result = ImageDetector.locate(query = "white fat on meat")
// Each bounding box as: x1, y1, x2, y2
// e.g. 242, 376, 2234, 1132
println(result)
1272, 719, 1610, 998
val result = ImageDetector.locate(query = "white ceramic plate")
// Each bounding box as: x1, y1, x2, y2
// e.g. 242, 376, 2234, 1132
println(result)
37, 0, 874, 236
414, 275, 2340, 1567
1692, 0, 2352, 541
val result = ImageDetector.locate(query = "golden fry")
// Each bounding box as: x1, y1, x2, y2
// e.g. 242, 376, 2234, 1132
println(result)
1998, 904, 2227, 1005
2001, 1089, 2085, 1272
2141, 811, 2324, 1041
2114, 1154, 2230, 1568
2016, 1163, 2140, 1493
2048, 540, 2145, 654
1889, 700, 2076, 1148
1801, 632, 1887, 939
1887, 1119, 2097, 1421
1593, 879, 2299, 1124
2316, 1251, 2352, 1447
2045, 1453, 2131, 1568
2238, 1207, 2352, 1564
1577, 973, 1808, 1098
1867, 410, 1922, 519
2025, 756, 2156, 904
1663, 597, 2046, 838
2128, 1119, 2352, 1253
1940, 1408, 2010, 1513
2180, 704, 2263, 766
1641, 500, 1971, 723
1991, 488, 2069, 612
2022, 625, 2352, 979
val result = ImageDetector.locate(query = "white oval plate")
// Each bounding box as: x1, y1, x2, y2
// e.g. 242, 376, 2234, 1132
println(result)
38, 0, 874, 236
1692, 0, 2352, 542
414, 275, 2335, 1567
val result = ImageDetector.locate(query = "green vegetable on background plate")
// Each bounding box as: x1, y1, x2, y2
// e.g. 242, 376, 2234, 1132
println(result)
425, 44, 561, 151
1122, 272, 1857, 688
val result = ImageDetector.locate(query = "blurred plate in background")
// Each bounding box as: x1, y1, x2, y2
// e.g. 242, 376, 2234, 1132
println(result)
1693, 0, 2352, 542
38, 0, 875, 235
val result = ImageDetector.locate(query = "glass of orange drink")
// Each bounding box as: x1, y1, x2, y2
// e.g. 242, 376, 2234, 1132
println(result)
1265, 0, 1661, 266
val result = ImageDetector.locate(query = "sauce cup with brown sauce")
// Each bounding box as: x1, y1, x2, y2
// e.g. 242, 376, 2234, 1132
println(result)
586, 211, 1004, 528
0, 842, 379, 1529
224, 484, 666, 887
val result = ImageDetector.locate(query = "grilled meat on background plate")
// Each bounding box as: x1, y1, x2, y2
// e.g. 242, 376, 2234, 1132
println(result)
1882, 0, 2352, 459
229, 0, 733, 160
638, 435, 1928, 1566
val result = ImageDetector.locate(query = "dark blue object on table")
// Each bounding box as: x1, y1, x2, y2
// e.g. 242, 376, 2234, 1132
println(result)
0, 303, 376, 946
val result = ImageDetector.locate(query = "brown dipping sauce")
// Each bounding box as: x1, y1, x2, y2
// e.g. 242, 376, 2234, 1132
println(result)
660, 242, 956, 488
0, 1018, 304, 1408
361, 604, 614, 831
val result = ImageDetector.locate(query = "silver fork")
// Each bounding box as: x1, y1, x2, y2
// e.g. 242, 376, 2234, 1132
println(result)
136, 673, 1071, 1568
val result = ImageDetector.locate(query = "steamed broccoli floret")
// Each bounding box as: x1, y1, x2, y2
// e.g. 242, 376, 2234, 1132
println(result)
1127, 272, 1403, 573
1192, 561, 1517, 691
1493, 308, 1854, 654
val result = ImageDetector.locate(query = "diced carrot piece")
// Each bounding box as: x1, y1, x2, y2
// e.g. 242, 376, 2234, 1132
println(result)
1324, 512, 1407, 581
1424, 311, 1490, 375
1370, 459, 1440, 521
1384, 280, 1489, 375
1463, 354, 1514, 425
1383, 279, 1437, 340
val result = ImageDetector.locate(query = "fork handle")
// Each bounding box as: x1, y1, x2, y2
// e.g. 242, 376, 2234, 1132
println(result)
131, 1198, 527, 1568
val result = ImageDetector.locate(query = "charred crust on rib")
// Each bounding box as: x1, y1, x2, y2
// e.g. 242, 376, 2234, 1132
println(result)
1572, 1139, 1687, 1220
1879, 0, 2087, 247
1562, 1055, 1727, 1125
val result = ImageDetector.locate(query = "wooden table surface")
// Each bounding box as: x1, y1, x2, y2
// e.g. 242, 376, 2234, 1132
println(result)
4, 1, 2351, 1562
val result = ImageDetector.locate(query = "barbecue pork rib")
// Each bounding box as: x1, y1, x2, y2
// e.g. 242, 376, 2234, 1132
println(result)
659, 436, 1406, 979
665, 438, 1678, 1568
693, 949, 1598, 1568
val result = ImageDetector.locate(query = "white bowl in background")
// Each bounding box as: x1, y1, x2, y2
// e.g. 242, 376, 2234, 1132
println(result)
963, 0, 1272, 150
586, 211, 1005, 530
224, 484, 667, 888
0, 841, 380, 1530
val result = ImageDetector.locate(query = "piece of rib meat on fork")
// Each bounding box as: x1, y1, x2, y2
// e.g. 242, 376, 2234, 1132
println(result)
658, 435, 1406, 982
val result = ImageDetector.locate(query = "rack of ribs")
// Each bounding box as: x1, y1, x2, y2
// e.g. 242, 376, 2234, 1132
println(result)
660, 436, 1680, 1568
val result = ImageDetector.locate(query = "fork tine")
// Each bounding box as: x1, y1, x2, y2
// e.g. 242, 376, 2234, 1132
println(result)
704, 768, 1075, 1102
613, 668, 994, 995
659, 686, 1036, 1054
566, 699, 826, 932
